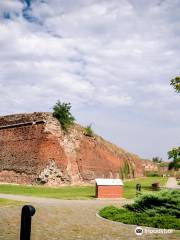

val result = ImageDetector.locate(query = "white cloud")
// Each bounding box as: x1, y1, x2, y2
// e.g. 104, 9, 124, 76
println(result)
0, 0, 179, 159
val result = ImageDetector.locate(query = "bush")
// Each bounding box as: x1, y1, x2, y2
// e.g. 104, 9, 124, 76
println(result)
84, 124, 93, 137
100, 206, 180, 229
125, 190, 180, 217
146, 171, 160, 177
99, 190, 180, 229
53, 101, 75, 131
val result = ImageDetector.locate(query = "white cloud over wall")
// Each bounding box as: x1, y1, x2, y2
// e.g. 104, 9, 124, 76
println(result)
0, 0, 179, 159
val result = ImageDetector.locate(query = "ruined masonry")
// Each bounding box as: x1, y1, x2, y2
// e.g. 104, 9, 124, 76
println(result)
0, 112, 157, 185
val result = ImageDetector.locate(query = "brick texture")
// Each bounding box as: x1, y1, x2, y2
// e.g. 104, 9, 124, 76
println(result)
0, 112, 158, 185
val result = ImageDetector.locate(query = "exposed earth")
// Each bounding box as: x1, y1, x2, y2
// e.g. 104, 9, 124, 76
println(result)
0, 193, 179, 240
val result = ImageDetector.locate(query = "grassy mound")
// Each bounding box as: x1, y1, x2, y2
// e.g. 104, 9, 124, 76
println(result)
99, 190, 180, 230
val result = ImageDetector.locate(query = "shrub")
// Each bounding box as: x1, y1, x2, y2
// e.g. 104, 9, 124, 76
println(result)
125, 190, 180, 217
146, 171, 160, 177
84, 124, 93, 137
99, 190, 180, 229
53, 101, 75, 131
99, 206, 180, 229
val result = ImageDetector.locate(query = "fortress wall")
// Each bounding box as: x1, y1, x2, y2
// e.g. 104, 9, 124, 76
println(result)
0, 112, 158, 185
0, 113, 69, 184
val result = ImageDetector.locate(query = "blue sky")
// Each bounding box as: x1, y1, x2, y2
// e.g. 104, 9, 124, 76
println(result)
0, 0, 179, 160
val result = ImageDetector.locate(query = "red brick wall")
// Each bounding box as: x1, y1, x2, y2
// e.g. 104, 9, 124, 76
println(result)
96, 184, 123, 198
0, 117, 68, 184
0, 112, 158, 185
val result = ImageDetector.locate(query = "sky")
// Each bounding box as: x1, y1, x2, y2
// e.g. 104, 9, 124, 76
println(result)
0, 0, 179, 160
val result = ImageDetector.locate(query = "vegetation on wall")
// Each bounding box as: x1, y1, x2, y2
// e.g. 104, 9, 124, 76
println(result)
119, 160, 131, 179
53, 100, 75, 132
84, 124, 94, 137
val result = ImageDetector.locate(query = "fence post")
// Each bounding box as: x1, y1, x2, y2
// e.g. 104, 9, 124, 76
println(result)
20, 205, 36, 240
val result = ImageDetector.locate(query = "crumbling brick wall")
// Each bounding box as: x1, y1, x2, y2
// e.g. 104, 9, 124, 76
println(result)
0, 113, 69, 184
0, 112, 158, 185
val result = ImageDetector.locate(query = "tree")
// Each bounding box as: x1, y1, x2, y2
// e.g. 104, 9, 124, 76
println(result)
53, 101, 75, 131
170, 77, 180, 93
168, 78, 180, 170
152, 157, 162, 163
168, 147, 180, 170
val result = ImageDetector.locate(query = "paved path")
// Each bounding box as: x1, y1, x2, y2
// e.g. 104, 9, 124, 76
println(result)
0, 194, 179, 240
166, 177, 180, 189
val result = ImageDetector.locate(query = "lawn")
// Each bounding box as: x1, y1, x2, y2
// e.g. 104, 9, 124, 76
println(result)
0, 198, 23, 206
0, 184, 95, 199
123, 176, 168, 199
0, 177, 168, 200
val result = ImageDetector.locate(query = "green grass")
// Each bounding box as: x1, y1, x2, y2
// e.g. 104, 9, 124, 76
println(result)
0, 198, 23, 206
123, 177, 168, 199
0, 184, 95, 199
0, 177, 168, 200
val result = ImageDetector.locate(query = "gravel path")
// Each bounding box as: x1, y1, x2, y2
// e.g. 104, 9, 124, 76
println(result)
0, 194, 179, 240
166, 177, 180, 189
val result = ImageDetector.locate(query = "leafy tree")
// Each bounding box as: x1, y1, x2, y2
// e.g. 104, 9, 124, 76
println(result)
84, 124, 94, 137
170, 77, 180, 93
168, 147, 180, 170
152, 157, 162, 163
168, 78, 180, 170
53, 101, 75, 131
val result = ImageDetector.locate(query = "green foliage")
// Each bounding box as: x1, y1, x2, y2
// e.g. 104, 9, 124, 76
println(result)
99, 190, 180, 229
146, 171, 160, 177
159, 162, 168, 167
171, 76, 180, 93
125, 190, 180, 217
100, 206, 180, 229
152, 157, 162, 163
119, 161, 130, 179
53, 101, 75, 131
84, 124, 94, 137
168, 147, 180, 170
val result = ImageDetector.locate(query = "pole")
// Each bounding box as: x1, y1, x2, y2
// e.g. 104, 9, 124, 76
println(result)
20, 205, 36, 240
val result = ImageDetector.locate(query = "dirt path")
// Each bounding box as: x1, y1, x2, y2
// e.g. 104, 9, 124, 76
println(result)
0, 194, 179, 240
166, 177, 180, 189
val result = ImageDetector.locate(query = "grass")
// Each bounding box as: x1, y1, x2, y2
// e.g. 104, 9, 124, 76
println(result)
123, 177, 168, 199
0, 184, 95, 199
0, 177, 168, 200
0, 198, 23, 206
99, 190, 180, 230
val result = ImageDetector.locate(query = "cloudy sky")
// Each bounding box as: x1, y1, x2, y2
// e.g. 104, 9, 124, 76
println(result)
0, 0, 179, 160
